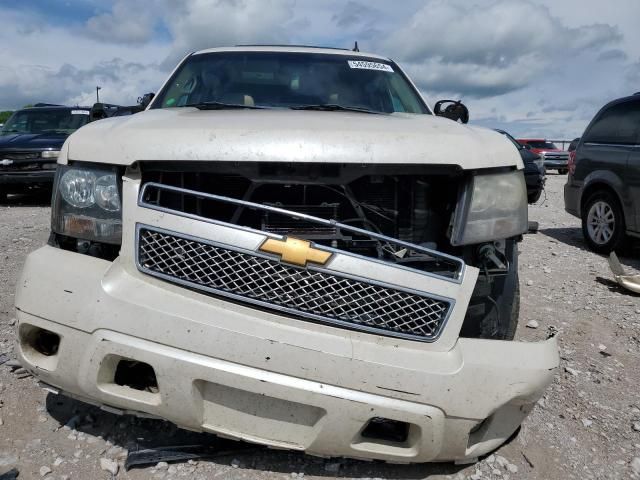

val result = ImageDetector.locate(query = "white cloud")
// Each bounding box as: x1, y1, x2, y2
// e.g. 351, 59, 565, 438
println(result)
0, 0, 637, 139
158, 0, 296, 68
0, 6, 167, 109
383, 0, 621, 98
84, 0, 157, 45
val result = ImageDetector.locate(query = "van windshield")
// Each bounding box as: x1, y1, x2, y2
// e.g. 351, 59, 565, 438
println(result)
152, 51, 430, 115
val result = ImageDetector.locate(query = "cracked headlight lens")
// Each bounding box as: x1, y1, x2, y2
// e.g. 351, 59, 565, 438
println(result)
451, 170, 528, 245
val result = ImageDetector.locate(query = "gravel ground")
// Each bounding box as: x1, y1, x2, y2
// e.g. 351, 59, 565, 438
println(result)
1, 175, 639, 480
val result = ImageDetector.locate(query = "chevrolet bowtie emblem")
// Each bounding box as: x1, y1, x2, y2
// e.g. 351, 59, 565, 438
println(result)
0, 159, 13, 166
259, 237, 332, 267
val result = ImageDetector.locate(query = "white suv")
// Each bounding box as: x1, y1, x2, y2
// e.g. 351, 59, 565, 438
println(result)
15, 46, 558, 463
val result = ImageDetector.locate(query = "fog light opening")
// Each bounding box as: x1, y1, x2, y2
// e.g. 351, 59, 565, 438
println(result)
18, 324, 61, 371
33, 330, 60, 356
361, 417, 410, 444
114, 359, 159, 394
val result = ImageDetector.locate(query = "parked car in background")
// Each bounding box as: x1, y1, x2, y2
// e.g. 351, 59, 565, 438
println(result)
517, 138, 569, 174
0, 100, 148, 201
564, 93, 640, 253
496, 129, 545, 203
0, 104, 90, 200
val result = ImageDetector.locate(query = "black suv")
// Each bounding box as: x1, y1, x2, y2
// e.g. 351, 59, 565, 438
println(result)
0, 104, 91, 200
564, 94, 640, 253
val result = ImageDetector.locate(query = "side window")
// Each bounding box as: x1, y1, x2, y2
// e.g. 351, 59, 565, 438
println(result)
583, 100, 640, 145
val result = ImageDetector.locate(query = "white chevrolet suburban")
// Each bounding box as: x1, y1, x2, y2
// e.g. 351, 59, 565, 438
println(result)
15, 46, 558, 463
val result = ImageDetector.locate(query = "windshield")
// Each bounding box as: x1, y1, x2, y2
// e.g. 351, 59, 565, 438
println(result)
525, 141, 558, 150
1, 108, 90, 135
152, 51, 430, 114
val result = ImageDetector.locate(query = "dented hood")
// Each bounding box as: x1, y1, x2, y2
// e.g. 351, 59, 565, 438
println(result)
64, 108, 522, 170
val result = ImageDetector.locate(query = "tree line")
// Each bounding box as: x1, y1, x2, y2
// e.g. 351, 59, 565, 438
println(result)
0, 111, 12, 124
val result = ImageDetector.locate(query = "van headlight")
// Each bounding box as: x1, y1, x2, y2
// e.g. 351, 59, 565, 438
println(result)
52, 163, 122, 244
451, 170, 528, 245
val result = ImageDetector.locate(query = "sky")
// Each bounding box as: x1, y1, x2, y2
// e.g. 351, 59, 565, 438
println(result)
0, 0, 638, 139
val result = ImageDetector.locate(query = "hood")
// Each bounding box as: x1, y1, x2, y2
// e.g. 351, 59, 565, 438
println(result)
64, 108, 522, 170
520, 149, 541, 162
531, 147, 566, 154
0, 132, 68, 151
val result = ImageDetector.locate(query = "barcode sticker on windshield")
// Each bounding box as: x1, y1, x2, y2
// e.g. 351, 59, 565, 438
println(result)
71, 110, 90, 115
347, 60, 394, 72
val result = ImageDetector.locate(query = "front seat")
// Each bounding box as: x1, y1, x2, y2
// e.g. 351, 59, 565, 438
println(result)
218, 93, 255, 106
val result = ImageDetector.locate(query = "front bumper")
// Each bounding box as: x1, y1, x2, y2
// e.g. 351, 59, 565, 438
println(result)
16, 245, 558, 463
15, 175, 558, 463
542, 159, 568, 169
0, 170, 55, 185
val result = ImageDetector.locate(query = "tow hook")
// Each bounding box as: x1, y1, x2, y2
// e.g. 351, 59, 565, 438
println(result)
478, 243, 507, 270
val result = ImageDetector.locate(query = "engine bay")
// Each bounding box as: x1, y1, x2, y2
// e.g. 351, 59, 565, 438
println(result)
141, 162, 465, 276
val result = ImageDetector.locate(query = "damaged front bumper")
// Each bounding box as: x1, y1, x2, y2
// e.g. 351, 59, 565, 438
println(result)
15, 174, 559, 463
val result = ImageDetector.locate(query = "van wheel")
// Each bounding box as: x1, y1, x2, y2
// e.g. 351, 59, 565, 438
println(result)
581, 190, 625, 254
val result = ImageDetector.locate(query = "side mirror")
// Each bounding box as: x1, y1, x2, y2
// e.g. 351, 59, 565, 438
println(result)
138, 92, 155, 108
434, 99, 469, 124
89, 103, 108, 122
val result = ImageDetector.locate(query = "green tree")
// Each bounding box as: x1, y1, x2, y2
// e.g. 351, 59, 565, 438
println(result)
0, 111, 13, 124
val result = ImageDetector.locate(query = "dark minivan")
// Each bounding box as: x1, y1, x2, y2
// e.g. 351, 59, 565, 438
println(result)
564, 94, 640, 253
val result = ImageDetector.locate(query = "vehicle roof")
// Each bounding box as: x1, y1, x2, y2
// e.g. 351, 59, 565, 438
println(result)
18, 105, 91, 112
192, 45, 391, 61
599, 93, 640, 111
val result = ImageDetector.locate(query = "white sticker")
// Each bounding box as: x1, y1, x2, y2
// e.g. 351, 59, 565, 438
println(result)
348, 60, 394, 72
71, 110, 90, 115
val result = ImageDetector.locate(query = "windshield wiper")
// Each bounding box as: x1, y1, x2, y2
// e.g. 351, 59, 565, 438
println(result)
183, 101, 266, 110
290, 104, 382, 114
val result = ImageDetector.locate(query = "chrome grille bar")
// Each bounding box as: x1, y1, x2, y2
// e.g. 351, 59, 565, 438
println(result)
138, 182, 465, 282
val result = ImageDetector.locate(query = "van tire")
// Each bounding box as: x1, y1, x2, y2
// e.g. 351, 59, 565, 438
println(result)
581, 190, 625, 254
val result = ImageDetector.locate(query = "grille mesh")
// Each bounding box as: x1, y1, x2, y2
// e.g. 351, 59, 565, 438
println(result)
137, 228, 450, 340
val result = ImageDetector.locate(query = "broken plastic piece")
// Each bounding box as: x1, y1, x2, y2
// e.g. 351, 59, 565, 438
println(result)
0, 468, 20, 480
124, 444, 260, 470
608, 252, 640, 294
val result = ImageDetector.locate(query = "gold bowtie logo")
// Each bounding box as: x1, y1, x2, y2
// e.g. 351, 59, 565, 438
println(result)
259, 237, 332, 267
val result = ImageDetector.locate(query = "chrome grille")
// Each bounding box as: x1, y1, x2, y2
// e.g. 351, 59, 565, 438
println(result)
542, 152, 568, 159
137, 227, 451, 341
0, 151, 40, 161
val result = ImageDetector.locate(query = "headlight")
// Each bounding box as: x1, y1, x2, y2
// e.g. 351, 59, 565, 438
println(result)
60, 169, 96, 208
41, 150, 60, 159
451, 171, 528, 245
52, 163, 122, 244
